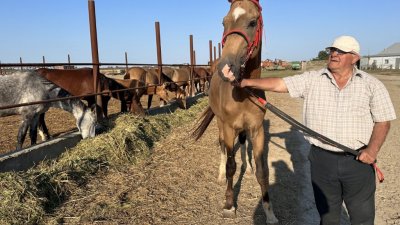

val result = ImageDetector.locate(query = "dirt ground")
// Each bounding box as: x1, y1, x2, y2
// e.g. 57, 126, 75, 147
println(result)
1, 73, 399, 224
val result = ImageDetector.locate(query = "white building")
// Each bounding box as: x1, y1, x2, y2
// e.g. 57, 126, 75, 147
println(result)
360, 42, 400, 69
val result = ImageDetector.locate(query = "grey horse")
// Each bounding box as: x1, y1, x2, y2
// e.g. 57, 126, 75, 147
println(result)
0, 71, 96, 150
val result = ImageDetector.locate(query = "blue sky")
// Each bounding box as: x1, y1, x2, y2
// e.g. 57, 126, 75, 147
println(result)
1, 0, 399, 65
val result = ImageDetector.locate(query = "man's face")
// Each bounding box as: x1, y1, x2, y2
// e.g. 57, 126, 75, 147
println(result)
327, 48, 359, 72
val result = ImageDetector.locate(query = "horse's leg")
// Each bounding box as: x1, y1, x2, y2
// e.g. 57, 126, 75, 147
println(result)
239, 131, 253, 174
118, 91, 128, 113
16, 117, 31, 150
29, 114, 40, 145
251, 127, 278, 224
175, 88, 186, 109
222, 125, 237, 218
217, 119, 227, 184
195, 80, 200, 93
129, 95, 145, 116
38, 113, 51, 141
182, 85, 188, 109
101, 96, 110, 118
147, 94, 153, 109
200, 80, 205, 93
204, 80, 210, 96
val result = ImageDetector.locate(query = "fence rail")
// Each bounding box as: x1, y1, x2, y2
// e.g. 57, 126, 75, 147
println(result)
0, 66, 212, 111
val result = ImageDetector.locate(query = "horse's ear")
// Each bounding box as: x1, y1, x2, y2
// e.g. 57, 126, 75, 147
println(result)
90, 104, 96, 112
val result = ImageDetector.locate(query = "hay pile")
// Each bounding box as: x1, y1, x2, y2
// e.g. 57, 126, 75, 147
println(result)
0, 98, 208, 224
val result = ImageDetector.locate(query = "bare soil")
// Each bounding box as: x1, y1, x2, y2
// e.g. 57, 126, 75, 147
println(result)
1, 74, 399, 224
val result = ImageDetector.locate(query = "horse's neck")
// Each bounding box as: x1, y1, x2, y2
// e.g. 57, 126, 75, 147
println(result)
245, 46, 262, 79
51, 98, 85, 121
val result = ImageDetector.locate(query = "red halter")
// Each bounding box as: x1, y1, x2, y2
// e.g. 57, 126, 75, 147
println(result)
222, 0, 263, 67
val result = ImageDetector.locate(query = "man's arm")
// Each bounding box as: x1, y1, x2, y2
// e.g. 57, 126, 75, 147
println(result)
240, 78, 288, 93
357, 121, 391, 164
221, 64, 289, 93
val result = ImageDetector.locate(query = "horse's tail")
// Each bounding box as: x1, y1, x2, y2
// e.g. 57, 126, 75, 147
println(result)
192, 106, 215, 141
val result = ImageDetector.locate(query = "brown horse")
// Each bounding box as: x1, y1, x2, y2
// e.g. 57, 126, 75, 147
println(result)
124, 67, 171, 109
111, 77, 147, 115
193, 67, 210, 94
162, 66, 191, 109
193, 0, 278, 223
36, 68, 145, 117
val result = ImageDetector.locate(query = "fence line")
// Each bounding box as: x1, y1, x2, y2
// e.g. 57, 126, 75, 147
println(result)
0, 74, 212, 111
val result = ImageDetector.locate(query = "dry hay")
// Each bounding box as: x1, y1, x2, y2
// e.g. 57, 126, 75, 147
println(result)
0, 98, 209, 225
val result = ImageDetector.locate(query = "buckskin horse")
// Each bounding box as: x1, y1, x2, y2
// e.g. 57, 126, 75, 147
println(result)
193, 0, 278, 223
162, 66, 191, 109
124, 67, 172, 109
0, 71, 96, 150
36, 68, 145, 117
131, 66, 188, 109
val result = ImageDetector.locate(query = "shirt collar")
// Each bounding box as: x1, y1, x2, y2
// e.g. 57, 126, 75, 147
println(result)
321, 67, 363, 79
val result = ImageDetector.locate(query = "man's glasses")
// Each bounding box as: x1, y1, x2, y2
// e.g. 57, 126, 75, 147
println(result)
326, 47, 351, 56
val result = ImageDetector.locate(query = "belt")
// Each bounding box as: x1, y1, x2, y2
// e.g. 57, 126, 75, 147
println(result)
311, 144, 366, 157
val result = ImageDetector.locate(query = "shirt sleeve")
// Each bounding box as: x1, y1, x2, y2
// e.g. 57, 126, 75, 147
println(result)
370, 79, 397, 122
283, 71, 311, 98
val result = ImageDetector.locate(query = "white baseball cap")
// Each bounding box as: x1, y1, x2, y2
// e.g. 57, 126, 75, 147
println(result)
327, 35, 360, 55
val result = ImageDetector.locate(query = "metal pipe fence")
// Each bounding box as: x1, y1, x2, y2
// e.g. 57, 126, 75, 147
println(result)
0, 64, 213, 111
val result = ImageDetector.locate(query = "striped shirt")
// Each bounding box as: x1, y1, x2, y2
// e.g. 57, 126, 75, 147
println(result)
283, 68, 397, 152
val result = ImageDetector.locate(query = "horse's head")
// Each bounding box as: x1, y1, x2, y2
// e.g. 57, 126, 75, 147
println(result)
217, 0, 263, 82
155, 83, 171, 104
78, 105, 96, 139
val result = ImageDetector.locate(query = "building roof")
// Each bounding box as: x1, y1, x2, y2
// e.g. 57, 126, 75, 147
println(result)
370, 42, 400, 57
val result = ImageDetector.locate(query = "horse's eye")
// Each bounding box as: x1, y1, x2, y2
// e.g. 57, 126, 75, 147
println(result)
249, 20, 257, 28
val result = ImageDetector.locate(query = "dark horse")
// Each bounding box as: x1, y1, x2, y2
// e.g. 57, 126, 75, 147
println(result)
193, 0, 278, 223
193, 67, 211, 94
36, 68, 145, 118
0, 71, 96, 150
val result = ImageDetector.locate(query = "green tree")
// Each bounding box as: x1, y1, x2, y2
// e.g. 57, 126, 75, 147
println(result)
317, 50, 329, 60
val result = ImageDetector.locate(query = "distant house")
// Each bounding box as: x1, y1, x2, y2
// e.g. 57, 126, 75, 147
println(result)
360, 42, 400, 69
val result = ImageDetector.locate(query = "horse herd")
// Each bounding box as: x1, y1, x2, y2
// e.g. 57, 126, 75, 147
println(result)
0, 66, 211, 151
2, 0, 281, 223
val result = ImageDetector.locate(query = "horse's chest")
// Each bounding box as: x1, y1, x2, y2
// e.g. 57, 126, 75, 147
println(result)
214, 103, 264, 129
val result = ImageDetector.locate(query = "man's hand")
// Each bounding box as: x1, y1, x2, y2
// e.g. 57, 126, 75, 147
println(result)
356, 148, 378, 164
222, 64, 235, 82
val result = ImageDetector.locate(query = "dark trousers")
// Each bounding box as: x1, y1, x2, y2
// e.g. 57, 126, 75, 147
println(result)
309, 145, 376, 225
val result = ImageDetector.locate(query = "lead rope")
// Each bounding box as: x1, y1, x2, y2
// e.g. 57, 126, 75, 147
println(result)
232, 79, 385, 183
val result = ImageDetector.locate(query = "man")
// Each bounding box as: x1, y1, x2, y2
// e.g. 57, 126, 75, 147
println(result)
222, 35, 396, 225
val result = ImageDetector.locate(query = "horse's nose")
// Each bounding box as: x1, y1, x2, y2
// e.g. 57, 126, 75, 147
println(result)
217, 58, 240, 82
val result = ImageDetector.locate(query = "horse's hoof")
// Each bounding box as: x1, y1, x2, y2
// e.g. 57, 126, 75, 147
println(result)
266, 217, 279, 224
265, 211, 279, 224
263, 202, 278, 224
222, 207, 236, 218
217, 176, 226, 185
